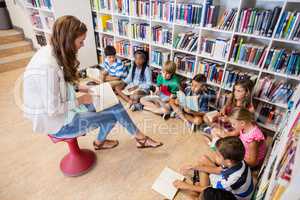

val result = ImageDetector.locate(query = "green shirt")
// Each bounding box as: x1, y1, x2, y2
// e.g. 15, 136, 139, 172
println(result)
156, 74, 180, 95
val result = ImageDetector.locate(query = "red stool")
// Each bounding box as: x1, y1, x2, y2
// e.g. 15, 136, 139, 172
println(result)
48, 135, 96, 177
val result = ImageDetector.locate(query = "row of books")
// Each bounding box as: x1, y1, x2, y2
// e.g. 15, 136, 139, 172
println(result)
223, 69, 257, 90
102, 35, 114, 47
132, 43, 149, 53
30, 11, 43, 29
198, 59, 224, 85
203, 1, 219, 28
152, 26, 172, 46
175, 3, 203, 25
275, 11, 300, 41
130, 23, 151, 41
151, 50, 170, 67
237, 7, 282, 37
217, 8, 238, 31
255, 76, 296, 105
200, 37, 229, 60
151, 1, 174, 22
132, 0, 150, 18
230, 37, 267, 67
116, 40, 131, 57
173, 53, 196, 75
264, 48, 300, 76
26, 0, 52, 9
256, 103, 284, 128
91, 0, 112, 11
117, 19, 130, 37
173, 32, 198, 52
115, 0, 130, 15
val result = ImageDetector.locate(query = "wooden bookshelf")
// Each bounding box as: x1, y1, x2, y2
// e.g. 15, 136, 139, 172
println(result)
90, 0, 300, 132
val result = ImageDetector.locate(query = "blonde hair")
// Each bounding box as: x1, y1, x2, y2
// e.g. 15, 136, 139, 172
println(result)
163, 61, 177, 74
229, 108, 254, 123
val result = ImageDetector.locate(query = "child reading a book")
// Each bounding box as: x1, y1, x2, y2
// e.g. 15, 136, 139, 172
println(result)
99, 45, 128, 88
173, 136, 254, 200
169, 74, 213, 131
115, 50, 152, 111
140, 61, 180, 119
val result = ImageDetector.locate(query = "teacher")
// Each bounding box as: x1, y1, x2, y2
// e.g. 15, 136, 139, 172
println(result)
23, 16, 162, 150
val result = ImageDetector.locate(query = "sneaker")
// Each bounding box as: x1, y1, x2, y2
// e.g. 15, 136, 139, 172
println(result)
185, 121, 196, 132
130, 103, 143, 112
162, 113, 170, 120
170, 111, 177, 118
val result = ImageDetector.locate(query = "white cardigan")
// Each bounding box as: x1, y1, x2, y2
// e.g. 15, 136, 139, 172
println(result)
23, 45, 78, 133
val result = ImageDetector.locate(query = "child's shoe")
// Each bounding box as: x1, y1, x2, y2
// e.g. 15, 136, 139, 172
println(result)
170, 111, 177, 118
130, 103, 144, 112
185, 121, 196, 132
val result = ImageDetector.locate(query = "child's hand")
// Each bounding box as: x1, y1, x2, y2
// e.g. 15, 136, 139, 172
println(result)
173, 180, 189, 190
180, 164, 194, 175
128, 85, 138, 92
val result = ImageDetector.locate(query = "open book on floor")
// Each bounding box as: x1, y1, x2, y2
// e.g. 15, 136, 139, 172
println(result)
152, 167, 185, 200
89, 82, 119, 112
177, 91, 199, 112
122, 85, 140, 96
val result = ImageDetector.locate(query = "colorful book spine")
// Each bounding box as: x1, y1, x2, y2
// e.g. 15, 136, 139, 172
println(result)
102, 36, 114, 47
198, 59, 224, 84
133, 0, 150, 18
223, 68, 257, 90
130, 23, 151, 41
115, 0, 130, 15
30, 11, 43, 29
116, 40, 131, 57
117, 19, 129, 37
28, 0, 52, 9
173, 53, 196, 75
173, 32, 199, 52
203, 4, 220, 28
200, 37, 230, 59
151, 25, 172, 47
175, 3, 203, 25
256, 103, 284, 127
132, 44, 149, 53
275, 11, 300, 41
151, 50, 171, 67
151, 1, 174, 22
217, 8, 238, 31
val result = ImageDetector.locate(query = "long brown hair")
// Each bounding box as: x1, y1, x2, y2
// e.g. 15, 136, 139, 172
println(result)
229, 108, 254, 123
51, 15, 87, 83
228, 79, 254, 108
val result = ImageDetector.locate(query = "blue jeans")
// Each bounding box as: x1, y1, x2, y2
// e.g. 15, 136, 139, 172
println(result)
53, 103, 138, 141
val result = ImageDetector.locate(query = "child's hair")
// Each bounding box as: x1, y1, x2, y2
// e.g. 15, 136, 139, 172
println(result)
104, 45, 116, 56
193, 74, 207, 83
201, 187, 237, 200
229, 108, 254, 123
216, 136, 245, 163
163, 61, 177, 74
131, 50, 148, 81
231, 79, 254, 108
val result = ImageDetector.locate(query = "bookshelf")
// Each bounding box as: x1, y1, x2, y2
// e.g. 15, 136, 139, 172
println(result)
90, 0, 300, 133
22, 0, 97, 68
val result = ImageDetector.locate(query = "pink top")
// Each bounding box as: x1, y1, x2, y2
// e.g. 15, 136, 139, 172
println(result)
239, 126, 266, 166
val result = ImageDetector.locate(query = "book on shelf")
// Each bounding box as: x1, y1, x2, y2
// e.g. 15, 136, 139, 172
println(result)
117, 19, 130, 37
217, 8, 238, 31
256, 103, 284, 129
131, 23, 151, 41
95, 33, 101, 48
275, 11, 300, 41
203, 2, 220, 28
102, 35, 114, 47
264, 48, 300, 76
35, 32, 47, 46
173, 53, 196, 76
255, 76, 296, 105
92, 12, 99, 30
100, 15, 113, 32
152, 25, 172, 47
230, 36, 267, 67
91, 0, 112, 11
151, 1, 174, 22
173, 32, 199, 52
116, 40, 131, 57
26, 0, 52, 9
30, 10, 43, 29
151, 49, 171, 67
198, 59, 224, 85
132, 44, 149, 53
115, 0, 130, 15
237, 7, 282, 37
175, 3, 203, 26
223, 68, 257, 90
200, 37, 229, 60
132, 0, 150, 18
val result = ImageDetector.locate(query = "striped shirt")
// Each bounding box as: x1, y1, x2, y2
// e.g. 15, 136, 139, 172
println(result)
101, 58, 127, 79
210, 161, 254, 200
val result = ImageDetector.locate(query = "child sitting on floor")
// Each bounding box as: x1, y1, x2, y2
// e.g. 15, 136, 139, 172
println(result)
140, 61, 180, 119
169, 74, 214, 131
99, 45, 128, 88
173, 136, 254, 200
115, 50, 151, 111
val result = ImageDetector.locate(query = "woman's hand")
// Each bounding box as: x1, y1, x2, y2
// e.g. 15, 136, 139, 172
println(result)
77, 94, 93, 105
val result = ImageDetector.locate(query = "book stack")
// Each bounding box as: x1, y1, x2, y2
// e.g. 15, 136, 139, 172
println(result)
131, 23, 151, 41
264, 48, 300, 76
30, 11, 43, 29
255, 76, 296, 105
117, 19, 130, 36
35, 32, 47, 46
256, 103, 284, 128
133, 44, 149, 53
198, 59, 224, 85
223, 68, 257, 90
173, 53, 196, 75
230, 37, 267, 67
151, 1, 174, 22
152, 26, 172, 47
26, 0, 52, 9
116, 40, 131, 57
203, 1, 220, 28
217, 8, 238, 31
175, 3, 203, 26
200, 37, 229, 60
91, 0, 112, 11
132, 0, 150, 18
173, 32, 199, 52
237, 7, 282, 37
275, 11, 300, 41
102, 36, 114, 47
115, 0, 130, 15
151, 50, 171, 67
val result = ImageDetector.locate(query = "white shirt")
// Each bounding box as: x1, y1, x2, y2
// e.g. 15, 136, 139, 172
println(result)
23, 45, 78, 134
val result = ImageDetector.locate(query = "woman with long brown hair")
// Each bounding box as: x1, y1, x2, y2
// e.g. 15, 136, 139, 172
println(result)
23, 16, 162, 149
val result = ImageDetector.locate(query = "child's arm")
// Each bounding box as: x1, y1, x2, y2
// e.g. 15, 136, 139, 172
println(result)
105, 75, 121, 81
245, 141, 259, 167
